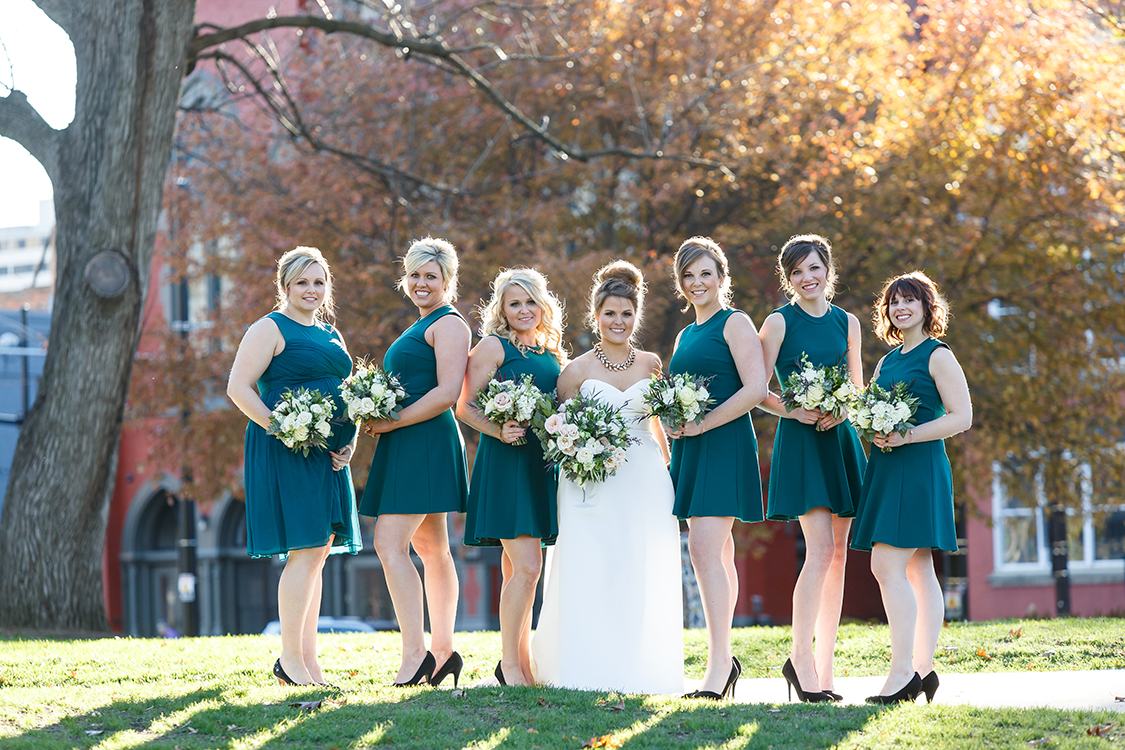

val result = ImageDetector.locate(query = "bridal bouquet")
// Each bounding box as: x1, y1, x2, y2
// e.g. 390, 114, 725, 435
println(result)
639, 372, 714, 429
340, 359, 407, 423
267, 387, 336, 456
780, 354, 857, 425
533, 392, 639, 488
475, 374, 547, 446
850, 381, 919, 452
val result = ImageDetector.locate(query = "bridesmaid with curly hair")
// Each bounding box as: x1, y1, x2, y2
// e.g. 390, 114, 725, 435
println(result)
457, 267, 567, 686
852, 271, 972, 704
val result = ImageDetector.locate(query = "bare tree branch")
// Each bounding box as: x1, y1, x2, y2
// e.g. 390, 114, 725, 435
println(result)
191, 15, 737, 177
0, 90, 60, 180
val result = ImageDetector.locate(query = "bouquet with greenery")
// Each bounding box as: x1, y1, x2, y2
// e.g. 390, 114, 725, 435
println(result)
780, 353, 856, 426
850, 381, 920, 452
475, 374, 547, 446
533, 392, 638, 489
639, 373, 714, 429
340, 359, 407, 423
266, 387, 335, 456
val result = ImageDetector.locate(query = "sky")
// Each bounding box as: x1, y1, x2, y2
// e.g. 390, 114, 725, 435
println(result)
0, 0, 76, 228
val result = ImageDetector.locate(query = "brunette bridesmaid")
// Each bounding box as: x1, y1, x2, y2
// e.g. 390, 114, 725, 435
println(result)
758, 234, 867, 702
359, 238, 471, 688
852, 271, 972, 704
667, 237, 768, 700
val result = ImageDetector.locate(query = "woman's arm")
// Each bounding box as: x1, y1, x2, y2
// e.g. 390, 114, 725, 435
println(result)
643, 352, 672, 465
756, 311, 820, 426
365, 315, 471, 434
226, 318, 284, 430
674, 312, 768, 438
455, 336, 525, 444
815, 311, 864, 431
872, 347, 972, 450
555, 354, 587, 403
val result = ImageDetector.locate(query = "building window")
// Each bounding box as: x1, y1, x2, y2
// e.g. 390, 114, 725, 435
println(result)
13, 264, 34, 274
992, 458, 1125, 573
16, 239, 26, 248
0, 267, 8, 276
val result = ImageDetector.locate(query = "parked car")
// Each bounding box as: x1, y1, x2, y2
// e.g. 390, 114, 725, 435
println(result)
261, 616, 376, 635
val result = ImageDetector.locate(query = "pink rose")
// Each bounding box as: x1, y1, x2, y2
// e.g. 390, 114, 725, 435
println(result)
492, 391, 514, 412
544, 413, 564, 435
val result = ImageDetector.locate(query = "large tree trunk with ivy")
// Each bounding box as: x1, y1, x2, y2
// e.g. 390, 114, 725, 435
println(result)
0, 0, 196, 629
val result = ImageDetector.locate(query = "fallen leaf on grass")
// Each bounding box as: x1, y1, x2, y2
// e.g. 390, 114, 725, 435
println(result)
289, 696, 347, 712
451, 689, 466, 698
1116, 696, 1125, 702
1008, 627, 1022, 639
582, 735, 622, 748
536, 698, 555, 708
527, 728, 539, 734
606, 699, 625, 712
1087, 724, 1113, 737
976, 647, 993, 660
348, 671, 358, 677
1044, 650, 1057, 658
186, 727, 198, 734
1026, 738, 1050, 746
84, 731, 103, 736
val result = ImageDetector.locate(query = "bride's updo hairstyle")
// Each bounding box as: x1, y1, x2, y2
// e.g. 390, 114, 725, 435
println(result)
275, 246, 336, 324
873, 271, 950, 345
587, 260, 647, 337
673, 236, 733, 311
398, 236, 460, 302
777, 234, 837, 301
478, 267, 568, 365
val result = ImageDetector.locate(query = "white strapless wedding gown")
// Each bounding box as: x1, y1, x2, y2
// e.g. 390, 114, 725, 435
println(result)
532, 378, 684, 693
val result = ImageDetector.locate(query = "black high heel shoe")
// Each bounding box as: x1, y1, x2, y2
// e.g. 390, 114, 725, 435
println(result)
781, 658, 832, 703
824, 690, 843, 702
273, 659, 298, 686
393, 651, 436, 687
865, 672, 922, 704
432, 652, 464, 688
920, 670, 939, 703
494, 660, 506, 686
686, 658, 740, 700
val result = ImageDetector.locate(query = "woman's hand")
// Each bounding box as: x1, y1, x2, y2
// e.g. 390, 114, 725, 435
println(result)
816, 406, 847, 431
364, 418, 396, 436
499, 419, 526, 444
329, 445, 354, 471
667, 420, 704, 439
872, 429, 911, 451
788, 406, 822, 426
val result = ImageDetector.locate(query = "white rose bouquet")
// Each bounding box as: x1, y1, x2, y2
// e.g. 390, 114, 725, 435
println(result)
475, 374, 548, 446
266, 387, 336, 457
532, 392, 639, 489
340, 359, 407, 423
780, 354, 857, 427
849, 380, 920, 452
639, 372, 715, 429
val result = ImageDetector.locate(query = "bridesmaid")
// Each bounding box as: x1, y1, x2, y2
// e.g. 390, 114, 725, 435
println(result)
227, 246, 362, 686
758, 234, 867, 702
667, 237, 768, 700
851, 271, 972, 704
359, 238, 471, 688
456, 267, 566, 687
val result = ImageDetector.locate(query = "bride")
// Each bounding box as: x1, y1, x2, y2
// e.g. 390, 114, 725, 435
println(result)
532, 261, 684, 694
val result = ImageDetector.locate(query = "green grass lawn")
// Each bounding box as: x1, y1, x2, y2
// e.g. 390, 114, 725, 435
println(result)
0, 619, 1122, 749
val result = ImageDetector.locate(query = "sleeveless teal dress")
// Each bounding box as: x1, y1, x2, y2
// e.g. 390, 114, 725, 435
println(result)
669, 308, 764, 522
244, 312, 362, 558
465, 336, 561, 546
359, 305, 469, 516
851, 337, 958, 551
766, 303, 867, 520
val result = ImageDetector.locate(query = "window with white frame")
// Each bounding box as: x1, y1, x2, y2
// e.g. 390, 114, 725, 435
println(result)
992, 458, 1125, 572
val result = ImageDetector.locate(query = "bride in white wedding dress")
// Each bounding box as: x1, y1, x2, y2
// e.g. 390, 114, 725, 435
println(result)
532, 262, 684, 694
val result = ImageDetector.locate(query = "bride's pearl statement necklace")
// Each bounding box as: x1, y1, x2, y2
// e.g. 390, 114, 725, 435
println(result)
595, 343, 635, 372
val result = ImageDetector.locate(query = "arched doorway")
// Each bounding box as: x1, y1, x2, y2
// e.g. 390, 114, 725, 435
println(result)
119, 487, 186, 637
214, 498, 279, 634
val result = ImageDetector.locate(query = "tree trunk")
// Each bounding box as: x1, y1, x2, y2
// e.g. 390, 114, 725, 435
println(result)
0, 0, 196, 630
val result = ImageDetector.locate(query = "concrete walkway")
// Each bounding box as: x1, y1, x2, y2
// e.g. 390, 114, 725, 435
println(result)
691, 670, 1125, 712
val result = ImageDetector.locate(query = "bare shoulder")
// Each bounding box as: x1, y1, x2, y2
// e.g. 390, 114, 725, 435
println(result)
724, 309, 759, 338
928, 344, 962, 373
431, 311, 471, 340
759, 310, 786, 339
243, 315, 282, 344
636, 349, 663, 375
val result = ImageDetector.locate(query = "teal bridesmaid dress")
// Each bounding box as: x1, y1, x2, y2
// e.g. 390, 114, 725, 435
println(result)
669, 307, 764, 522
244, 312, 362, 558
464, 336, 561, 546
766, 303, 868, 520
850, 337, 958, 551
359, 304, 469, 516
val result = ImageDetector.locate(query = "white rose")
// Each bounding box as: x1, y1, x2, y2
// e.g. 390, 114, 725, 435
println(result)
677, 387, 696, 406
316, 420, 331, 436
361, 397, 376, 414
294, 425, 309, 441
661, 388, 676, 405
575, 447, 595, 465
559, 441, 577, 456
371, 383, 387, 399
698, 386, 710, 401
613, 447, 627, 463
562, 424, 580, 440
834, 383, 854, 400
311, 404, 324, 415
297, 410, 313, 426
557, 435, 574, 451
806, 384, 825, 405
894, 402, 913, 422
